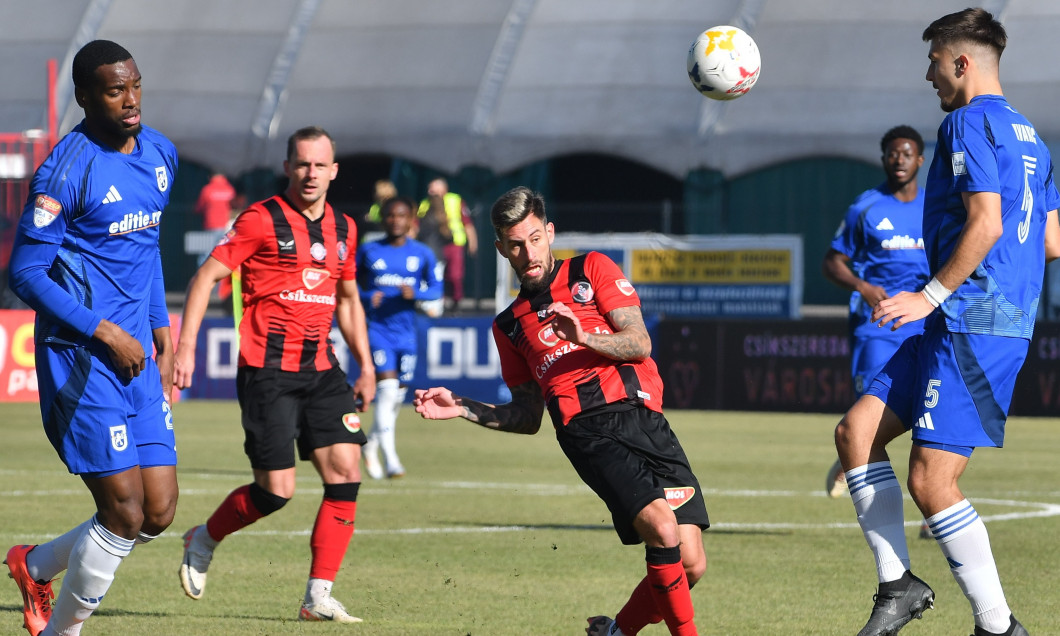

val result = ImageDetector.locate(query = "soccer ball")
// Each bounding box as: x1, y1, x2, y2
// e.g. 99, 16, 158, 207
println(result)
686, 26, 761, 100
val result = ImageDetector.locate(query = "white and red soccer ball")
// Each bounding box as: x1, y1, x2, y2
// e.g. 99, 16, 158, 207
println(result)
687, 26, 761, 100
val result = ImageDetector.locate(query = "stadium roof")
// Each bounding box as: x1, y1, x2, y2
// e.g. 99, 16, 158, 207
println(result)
5, 0, 1060, 178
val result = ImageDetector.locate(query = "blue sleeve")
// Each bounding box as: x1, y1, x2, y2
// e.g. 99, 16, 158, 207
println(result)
8, 233, 102, 339
952, 110, 1000, 194
416, 247, 443, 300
356, 244, 374, 302
149, 250, 169, 329
830, 198, 866, 258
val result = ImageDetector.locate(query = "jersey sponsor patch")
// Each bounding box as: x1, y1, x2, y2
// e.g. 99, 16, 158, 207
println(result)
615, 279, 635, 296
342, 413, 361, 433
110, 424, 129, 452
664, 486, 695, 510
302, 267, 329, 289
951, 151, 966, 175
33, 195, 61, 228
310, 242, 327, 260
538, 323, 560, 347
570, 280, 594, 303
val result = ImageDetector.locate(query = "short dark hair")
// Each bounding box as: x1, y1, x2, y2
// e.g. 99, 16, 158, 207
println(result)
880, 125, 924, 156
490, 186, 547, 240
922, 7, 1006, 58
380, 195, 415, 217
286, 126, 335, 161
72, 40, 133, 90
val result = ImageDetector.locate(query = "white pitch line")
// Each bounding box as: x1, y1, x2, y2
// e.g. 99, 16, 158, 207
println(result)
3, 483, 1059, 540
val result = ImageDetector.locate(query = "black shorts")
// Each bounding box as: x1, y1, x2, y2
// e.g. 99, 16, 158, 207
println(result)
236, 365, 366, 471
556, 403, 709, 545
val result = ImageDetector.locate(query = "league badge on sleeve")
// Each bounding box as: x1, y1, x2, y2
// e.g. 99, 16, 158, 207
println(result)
33, 195, 61, 228
615, 279, 636, 296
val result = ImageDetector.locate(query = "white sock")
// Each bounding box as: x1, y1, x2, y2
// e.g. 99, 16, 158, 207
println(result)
47, 516, 133, 635
305, 577, 333, 604
134, 530, 159, 546
26, 519, 92, 582
928, 500, 1011, 633
374, 379, 404, 471
847, 462, 909, 583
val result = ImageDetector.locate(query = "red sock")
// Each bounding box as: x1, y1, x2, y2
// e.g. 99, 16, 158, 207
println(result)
205, 485, 266, 541
615, 576, 663, 635
309, 498, 357, 581
645, 548, 696, 636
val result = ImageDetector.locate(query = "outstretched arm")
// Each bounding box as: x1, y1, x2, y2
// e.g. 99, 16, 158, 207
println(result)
174, 257, 233, 389
414, 381, 544, 435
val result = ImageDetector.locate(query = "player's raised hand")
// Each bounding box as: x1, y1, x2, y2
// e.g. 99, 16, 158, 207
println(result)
414, 387, 463, 420
547, 302, 586, 345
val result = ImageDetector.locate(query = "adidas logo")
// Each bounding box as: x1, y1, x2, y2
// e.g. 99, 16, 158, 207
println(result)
914, 412, 936, 430
372, 258, 387, 270
101, 185, 122, 204
875, 217, 894, 231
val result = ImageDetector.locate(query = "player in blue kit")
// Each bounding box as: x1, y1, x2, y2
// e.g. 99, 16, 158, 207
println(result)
823, 126, 929, 500
357, 196, 442, 478
835, 9, 1060, 636
3, 40, 178, 636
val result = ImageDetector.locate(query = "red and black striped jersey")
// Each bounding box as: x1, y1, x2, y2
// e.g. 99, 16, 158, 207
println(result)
209, 195, 357, 372
492, 251, 664, 426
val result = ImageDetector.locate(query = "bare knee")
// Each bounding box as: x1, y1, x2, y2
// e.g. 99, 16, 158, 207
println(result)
98, 500, 146, 540
683, 551, 707, 585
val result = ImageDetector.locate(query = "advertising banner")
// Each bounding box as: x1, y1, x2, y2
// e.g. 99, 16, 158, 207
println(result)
496, 233, 803, 319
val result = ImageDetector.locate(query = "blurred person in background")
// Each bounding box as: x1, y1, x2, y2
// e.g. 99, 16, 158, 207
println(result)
418, 177, 477, 311
357, 195, 442, 479
822, 126, 929, 518
195, 171, 236, 233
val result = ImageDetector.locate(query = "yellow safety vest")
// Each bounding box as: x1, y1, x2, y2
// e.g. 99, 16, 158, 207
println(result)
418, 192, 467, 246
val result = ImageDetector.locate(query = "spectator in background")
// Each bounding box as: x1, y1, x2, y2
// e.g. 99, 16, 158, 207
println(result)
415, 193, 452, 314
195, 171, 236, 232
363, 179, 397, 237
418, 178, 477, 310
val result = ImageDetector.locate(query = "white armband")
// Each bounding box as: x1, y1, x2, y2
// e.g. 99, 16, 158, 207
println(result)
920, 277, 953, 308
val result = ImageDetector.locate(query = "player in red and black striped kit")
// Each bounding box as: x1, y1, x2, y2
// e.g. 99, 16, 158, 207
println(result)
173, 126, 375, 623
414, 187, 709, 636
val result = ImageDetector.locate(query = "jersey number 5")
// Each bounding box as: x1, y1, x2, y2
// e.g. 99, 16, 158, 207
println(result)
923, 379, 942, 409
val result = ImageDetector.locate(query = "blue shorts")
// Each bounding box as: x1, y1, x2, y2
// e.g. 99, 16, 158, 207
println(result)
370, 344, 416, 383
851, 327, 916, 396
36, 344, 176, 477
866, 321, 1028, 451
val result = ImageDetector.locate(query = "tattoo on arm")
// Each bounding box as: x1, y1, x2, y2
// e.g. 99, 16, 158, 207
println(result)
585, 305, 651, 361
460, 382, 544, 434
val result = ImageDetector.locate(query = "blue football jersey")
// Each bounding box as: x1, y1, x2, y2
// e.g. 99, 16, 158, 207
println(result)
924, 95, 1060, 338
831, 183, 930, 334
357, 236, 442, 348
17, 122, 178, 349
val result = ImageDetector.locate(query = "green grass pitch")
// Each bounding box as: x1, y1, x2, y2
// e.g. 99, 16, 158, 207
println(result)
2, 401, 1058, 634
